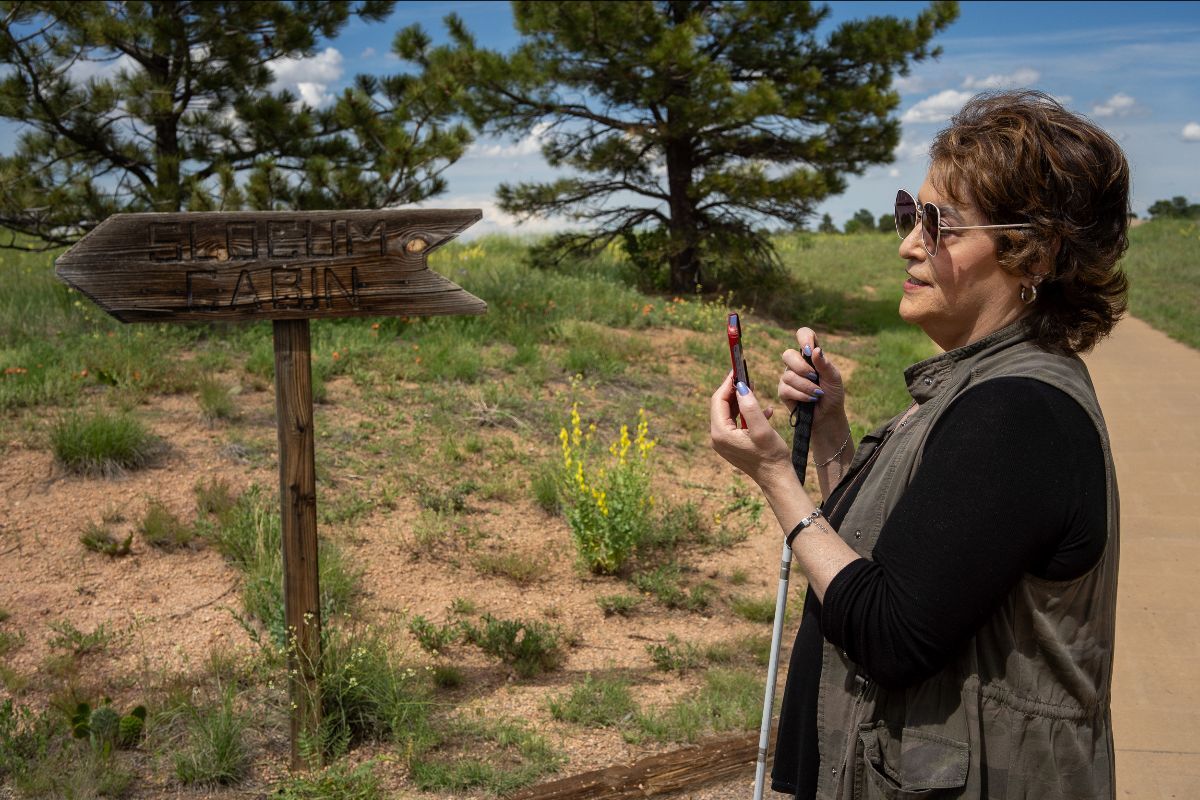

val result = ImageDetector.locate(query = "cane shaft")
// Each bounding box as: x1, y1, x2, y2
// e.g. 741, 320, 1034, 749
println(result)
753, 541, 793, 800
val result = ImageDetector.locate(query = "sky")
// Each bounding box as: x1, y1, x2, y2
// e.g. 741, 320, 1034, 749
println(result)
4, 1, 1199, 235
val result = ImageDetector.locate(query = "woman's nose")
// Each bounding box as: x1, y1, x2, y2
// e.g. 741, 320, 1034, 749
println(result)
899, 223, 926, 262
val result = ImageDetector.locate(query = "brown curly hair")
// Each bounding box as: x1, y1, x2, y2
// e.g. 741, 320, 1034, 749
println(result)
930, 90, 1130, 353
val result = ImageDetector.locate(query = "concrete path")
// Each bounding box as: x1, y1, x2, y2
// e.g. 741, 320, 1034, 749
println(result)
1083, 316, 1200, 798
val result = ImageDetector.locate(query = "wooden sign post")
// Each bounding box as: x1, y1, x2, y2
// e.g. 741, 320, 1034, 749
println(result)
56, 209, 485, 769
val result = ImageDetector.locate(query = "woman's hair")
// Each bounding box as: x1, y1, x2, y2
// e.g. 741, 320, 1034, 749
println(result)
930, 90, 1130, 354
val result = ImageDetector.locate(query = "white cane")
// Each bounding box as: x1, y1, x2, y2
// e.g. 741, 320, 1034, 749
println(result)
752, 537, 792, 800
753, 350, 818, 800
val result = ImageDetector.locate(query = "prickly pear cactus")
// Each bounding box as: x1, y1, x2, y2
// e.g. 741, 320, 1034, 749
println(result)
89, 704, 120, 751
118, 705, 147, 747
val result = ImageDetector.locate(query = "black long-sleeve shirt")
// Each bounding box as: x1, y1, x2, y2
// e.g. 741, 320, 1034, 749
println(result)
771, 378, 1108, 798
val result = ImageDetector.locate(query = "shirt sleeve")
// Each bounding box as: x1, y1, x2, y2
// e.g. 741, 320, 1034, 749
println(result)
820, 377, 1107, 690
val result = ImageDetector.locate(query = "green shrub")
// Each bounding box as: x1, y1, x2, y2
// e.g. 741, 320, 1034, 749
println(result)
194, 476, 237, 518
173, 687, 250, 786
50, 411, 161, 476
461, 615, 565, 678
559, 404, 657, 574
316, 623, 432, 757
630, 564, 713, 612
547, 674, 636, 727
79, 522, 132, 557
531, 461, 561, 514
703, 634, 772, 668
646, 634, 702, 673
596, 593, 642, 617
407, 615, 460, 655
196, 376, 237, 420
431, 664, 465, 690
47, 620, 112, 656
140, 499, 196, 549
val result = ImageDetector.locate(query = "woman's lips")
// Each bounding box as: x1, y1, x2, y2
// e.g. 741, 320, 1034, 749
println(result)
904, 275, 931, 291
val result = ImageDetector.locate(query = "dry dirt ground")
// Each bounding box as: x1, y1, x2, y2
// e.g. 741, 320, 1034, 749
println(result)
0, 326, 862, 798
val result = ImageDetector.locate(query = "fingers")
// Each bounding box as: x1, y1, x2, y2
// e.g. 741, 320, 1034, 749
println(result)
709, 370, 739, 437
779, 366, 822, 404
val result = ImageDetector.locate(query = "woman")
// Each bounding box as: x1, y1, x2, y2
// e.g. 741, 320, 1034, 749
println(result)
710, 90, 1127, 800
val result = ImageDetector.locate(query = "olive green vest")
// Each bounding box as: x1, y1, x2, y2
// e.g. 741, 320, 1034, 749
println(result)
816, 320, 1119, 800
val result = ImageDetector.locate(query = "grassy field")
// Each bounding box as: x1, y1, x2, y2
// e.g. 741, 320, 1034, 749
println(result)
0, 223, 1192, 798
1123, 219, 1200, 349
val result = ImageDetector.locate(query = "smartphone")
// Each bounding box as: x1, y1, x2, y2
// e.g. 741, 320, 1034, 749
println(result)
727, 313, 750, 428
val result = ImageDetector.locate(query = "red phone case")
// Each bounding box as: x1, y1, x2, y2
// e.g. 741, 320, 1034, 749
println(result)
727, 313, 749, 428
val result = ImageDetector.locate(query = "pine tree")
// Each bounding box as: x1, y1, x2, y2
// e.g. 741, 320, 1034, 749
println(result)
398, 1, 957, 291
0, 1, 472, 249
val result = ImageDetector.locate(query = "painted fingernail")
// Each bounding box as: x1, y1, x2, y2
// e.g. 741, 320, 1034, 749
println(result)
813, 388, 825, 397
806, 372, 819, 381
736, 381, 749, 396
803, 345, 812, 357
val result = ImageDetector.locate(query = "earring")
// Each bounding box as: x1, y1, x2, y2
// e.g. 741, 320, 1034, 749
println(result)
1019, 284, 1038, 305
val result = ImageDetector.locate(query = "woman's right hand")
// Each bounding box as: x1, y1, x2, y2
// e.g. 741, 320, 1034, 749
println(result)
778, 327, 846, 424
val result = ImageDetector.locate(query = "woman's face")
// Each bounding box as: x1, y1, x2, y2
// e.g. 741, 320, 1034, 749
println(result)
898, 173, 1028, 351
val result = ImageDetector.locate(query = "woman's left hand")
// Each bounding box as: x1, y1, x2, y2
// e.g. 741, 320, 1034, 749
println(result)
710, 371, 792, 484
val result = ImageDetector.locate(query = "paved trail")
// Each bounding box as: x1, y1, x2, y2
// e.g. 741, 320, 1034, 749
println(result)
1083, 316, 1200, 798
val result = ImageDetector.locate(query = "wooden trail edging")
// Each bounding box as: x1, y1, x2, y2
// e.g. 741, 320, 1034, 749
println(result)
512, 728, 775, 800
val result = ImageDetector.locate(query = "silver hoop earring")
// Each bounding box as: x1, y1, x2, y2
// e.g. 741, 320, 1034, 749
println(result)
1019, 284, 1038, 305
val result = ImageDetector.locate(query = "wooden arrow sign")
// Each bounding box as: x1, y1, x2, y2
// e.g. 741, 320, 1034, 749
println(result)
55, 207, 486, 772
55, 208, 486, 322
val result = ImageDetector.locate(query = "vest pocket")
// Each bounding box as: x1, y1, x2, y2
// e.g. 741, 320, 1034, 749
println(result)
857, 723, 969, 799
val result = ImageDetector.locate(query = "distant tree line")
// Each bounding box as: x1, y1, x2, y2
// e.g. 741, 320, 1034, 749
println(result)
0, 0, 960, 292
1148, 196, 1200, 220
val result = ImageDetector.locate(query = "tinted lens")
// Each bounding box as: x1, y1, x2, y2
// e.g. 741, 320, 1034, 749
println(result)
922, 202, 940, 256
894, 190, 917, 239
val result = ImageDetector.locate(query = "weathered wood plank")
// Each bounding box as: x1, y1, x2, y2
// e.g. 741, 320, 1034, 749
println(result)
511, 729, 772, 800
54, 209, 485, 322
273, 319, 321, 770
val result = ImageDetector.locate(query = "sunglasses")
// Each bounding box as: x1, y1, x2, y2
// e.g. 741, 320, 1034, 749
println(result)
894, 189, 1033, 258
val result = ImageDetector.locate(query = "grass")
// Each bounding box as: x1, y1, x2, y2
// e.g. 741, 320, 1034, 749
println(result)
407, 615, 460, 655
140, 499, 197, 549
209, 486, 358, 645
80, 522, 132, 557
195, 476, 237, 517
46, 620, 113, 657
409, 716, 561, 794
196, 376, 237, 421
646, 634, 702, 673
729, 594, 777, 624
1123, 219, 1200, 349
173, 686, 250, 786
274, 760, 384, 799
634, 668, 762, 743
49, 410, 162, 476
596, 593, 642, 617
547, 674, 637, 727
630, 564, 715, 613
475, 551, 545, 585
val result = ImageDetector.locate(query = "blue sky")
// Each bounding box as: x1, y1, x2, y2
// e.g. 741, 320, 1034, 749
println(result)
5, 2, 1199, 234
325, 1, 1200, 234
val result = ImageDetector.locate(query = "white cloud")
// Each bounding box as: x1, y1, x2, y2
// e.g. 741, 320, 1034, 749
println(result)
1091, 92, 1136, 118
66, 53, 139, 84
962, 67, 1041, 90
894, 136, 931, 161
360, 47, 376, 59
414, 195, 573, 238
468, 121, 553, 158
901, 90, 974, 124
893, 75, 926, 94
888, 168, 901, 178
1181, 122, 1200, 141
270, 47, 343, 108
